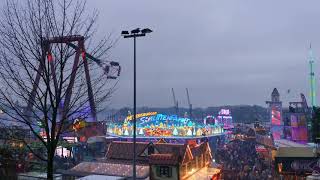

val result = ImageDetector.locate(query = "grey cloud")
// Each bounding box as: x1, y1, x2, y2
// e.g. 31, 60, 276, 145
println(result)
2, 0, 319, 108
86, 0, 320, 108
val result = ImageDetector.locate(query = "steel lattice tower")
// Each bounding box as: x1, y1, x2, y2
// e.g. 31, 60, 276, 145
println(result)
309, 44, 316, 107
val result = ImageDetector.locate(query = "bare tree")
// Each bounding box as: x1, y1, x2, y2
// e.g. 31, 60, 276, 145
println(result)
0, 0, 118, 179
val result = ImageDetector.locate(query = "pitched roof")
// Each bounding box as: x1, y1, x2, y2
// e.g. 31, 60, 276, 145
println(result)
69, 162, 149, 178
105, 141, 212, 166
190, 143, 206, 157
156, 138, 167, 144
272, 88, 279, 96
190, 142, 213, 160
149, 154, 179, 165
105, 141, 192, 164
139, 142, 160, 157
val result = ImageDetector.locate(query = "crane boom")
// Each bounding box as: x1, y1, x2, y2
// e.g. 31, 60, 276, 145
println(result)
186, 88, 191, 105
171, 88, 179, 115
186, 88, 192, 120
171, 88, 176, 106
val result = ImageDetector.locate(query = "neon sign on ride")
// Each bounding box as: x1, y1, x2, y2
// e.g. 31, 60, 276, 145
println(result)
107, 112, 224, 137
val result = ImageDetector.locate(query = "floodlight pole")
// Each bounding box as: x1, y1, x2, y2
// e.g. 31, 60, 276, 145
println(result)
122, 28, 152, 180
133, 35, 137, 180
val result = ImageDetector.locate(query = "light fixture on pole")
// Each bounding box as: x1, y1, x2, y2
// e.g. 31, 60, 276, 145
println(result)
121, 28, 152, 180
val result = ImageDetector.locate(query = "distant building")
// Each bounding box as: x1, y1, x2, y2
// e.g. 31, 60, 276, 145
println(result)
282, 93, 311, 143
215, 109, 233, 129
266, 88, 283, 140
266, 88, 312, 142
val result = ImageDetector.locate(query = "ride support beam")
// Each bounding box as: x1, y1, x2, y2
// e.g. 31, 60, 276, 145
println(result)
62, 40, 83, 121
82, 47, 97, 121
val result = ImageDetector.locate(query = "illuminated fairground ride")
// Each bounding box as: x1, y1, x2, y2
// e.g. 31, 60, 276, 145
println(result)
106, 112, 224, 138
29, 35, 120, 142
216, 109, 234, 129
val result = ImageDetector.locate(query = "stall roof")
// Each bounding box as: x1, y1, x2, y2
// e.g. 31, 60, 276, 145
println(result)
275, 139, 310, 148
274, 139, 315, 157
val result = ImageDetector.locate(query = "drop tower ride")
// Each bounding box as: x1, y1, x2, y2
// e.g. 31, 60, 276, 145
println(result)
309, 44, 316, 107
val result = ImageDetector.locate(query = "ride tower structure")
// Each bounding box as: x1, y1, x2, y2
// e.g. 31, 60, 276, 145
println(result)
309, 44, 316, 107
25, 35, 121, 123
266, 88, 283, 140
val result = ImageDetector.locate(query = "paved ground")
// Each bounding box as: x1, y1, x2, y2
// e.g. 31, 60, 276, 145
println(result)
186, 167, 220, 180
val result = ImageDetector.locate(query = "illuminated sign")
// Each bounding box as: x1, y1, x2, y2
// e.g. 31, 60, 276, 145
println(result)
216, 109, 233, 129
139, 114, 190, 125
124, 112, 191, 127
271, 107, 281, 125
126, 112, 157, 121
107, 112, 224, 137
291, 160, 317, 171
270, 104, 282, 140
219, 109, 230, 116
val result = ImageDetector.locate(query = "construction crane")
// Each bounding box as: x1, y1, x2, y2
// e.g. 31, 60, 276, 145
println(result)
171, 88, 179, 115
186, 88, 192, 120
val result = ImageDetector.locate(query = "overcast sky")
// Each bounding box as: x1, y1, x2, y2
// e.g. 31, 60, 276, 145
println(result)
84, 0, 320, 109
3, 1, 319, 109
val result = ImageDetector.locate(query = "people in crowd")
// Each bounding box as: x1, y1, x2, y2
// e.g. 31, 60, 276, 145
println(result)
216, 138, 273, 180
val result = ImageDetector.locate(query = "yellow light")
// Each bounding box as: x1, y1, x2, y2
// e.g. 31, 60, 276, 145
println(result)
126, 112, 157, 121
188, 168, 196, 174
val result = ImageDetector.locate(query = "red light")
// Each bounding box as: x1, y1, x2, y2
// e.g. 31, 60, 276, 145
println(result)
47, 53, 53, 62
81, 51, 86, 60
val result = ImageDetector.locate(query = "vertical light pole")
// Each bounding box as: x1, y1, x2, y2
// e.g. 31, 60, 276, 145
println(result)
121, 28, 152, 180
